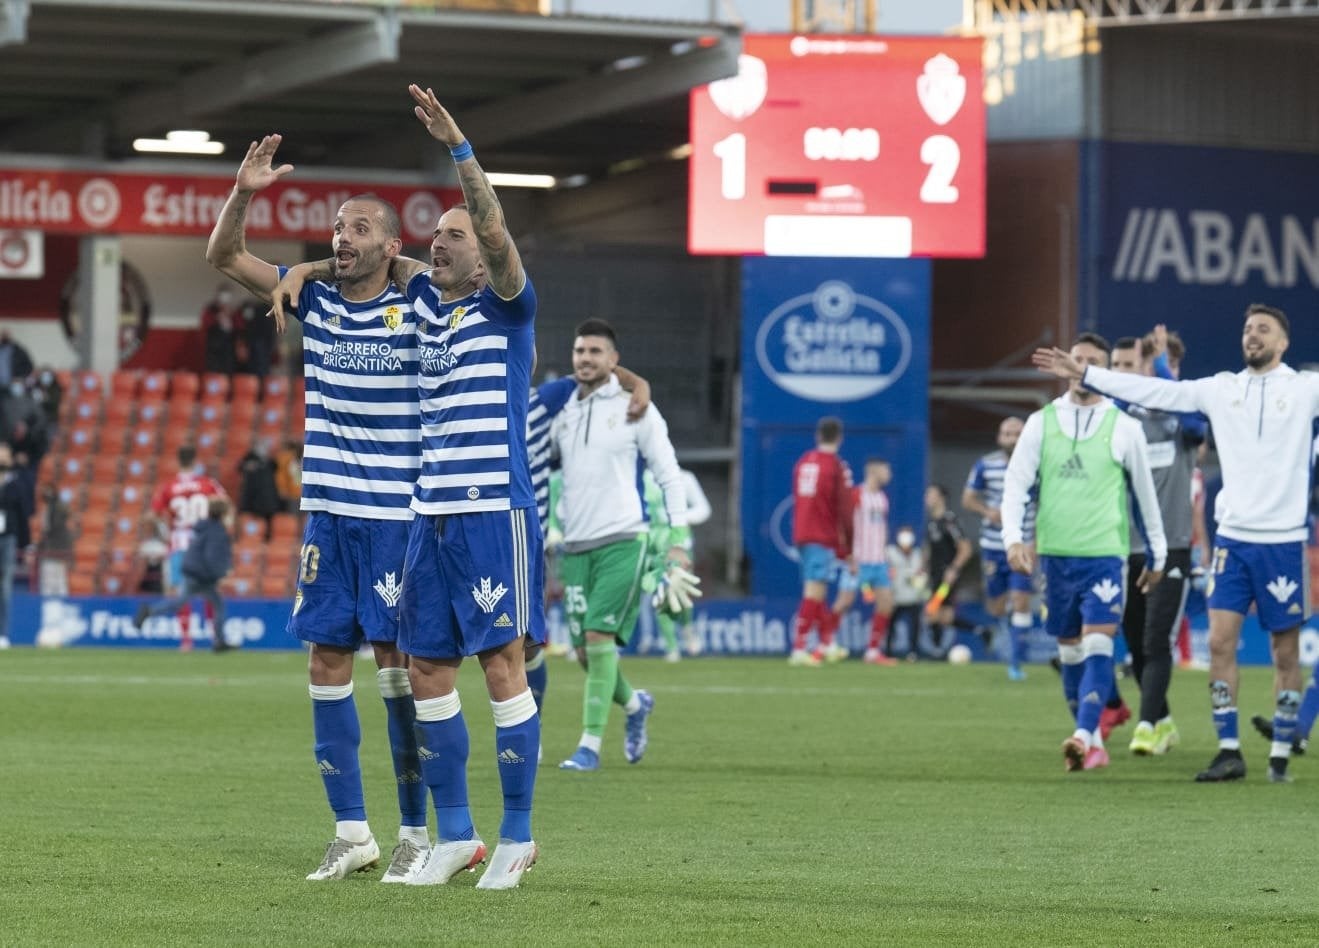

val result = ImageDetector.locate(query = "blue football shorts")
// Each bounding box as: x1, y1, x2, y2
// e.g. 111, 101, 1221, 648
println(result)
1041, 554, 1126, 639
1208, 537, 1310, 633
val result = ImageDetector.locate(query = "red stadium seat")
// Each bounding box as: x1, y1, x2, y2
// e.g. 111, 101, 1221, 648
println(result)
70, 398, 102, 425
201, 373, 230, 402
196, 402, 227, 426
65, 423, 98, 454
270, 513, 301, 541
170, 372, 200, 401
135, 401, 168, 428
127, 426, 161, 454
121, 457, 153, 486
60, 455, 91, 484
262, 376, 290, 403
73, 370, 101, 397
140, 370, 170, 399
110, 370, 141, 400
231, 374, 260, 402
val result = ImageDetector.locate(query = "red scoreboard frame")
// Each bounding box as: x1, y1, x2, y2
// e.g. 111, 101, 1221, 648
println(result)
688, 34, 985, 258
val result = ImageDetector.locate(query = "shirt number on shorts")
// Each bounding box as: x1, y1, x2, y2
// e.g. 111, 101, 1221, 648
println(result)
563, 584, 587, 616
299, 543, 321, 585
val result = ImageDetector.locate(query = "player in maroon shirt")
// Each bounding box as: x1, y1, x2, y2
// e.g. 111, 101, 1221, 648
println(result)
789, 417, 854, 666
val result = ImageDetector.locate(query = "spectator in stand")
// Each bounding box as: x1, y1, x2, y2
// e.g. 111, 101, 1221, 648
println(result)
0, 443, 32, 648
36, 482, 73, 596
239, 295, 278, 384
136, 497, 235, 652
0, 331, 34, 390
1, 381, 49, 467
200, 285, 241, 375
236, 439, 280, 538
135, 518, 169, 595
273, 439, 303, 513
29, 369, 62, 433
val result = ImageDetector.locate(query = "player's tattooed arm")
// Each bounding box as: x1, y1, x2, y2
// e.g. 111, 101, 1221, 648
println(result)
388, 256, 431, 291
408, 83, 527, 299
269, 259, 333, 332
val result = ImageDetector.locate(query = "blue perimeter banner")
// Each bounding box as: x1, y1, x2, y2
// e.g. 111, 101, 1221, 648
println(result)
8, 593, 1309, 666
1082, 141, 1319, 375
740, 257, 931, 598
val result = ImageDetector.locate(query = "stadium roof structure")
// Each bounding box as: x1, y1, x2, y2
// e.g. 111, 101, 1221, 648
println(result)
0, 0, 741, 180
968, 0, 1319, 28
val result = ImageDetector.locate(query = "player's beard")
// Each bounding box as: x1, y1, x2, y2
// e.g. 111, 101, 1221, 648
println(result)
1243, 344, 1273, 369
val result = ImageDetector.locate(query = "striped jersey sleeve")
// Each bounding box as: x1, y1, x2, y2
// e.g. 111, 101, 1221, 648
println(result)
406, 273, 538, 515
528, 376, 576, 533
968, 450, 1035, 549
290, 271, 420, 520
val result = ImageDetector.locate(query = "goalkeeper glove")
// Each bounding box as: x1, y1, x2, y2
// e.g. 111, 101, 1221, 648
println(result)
653, 562, 702, 613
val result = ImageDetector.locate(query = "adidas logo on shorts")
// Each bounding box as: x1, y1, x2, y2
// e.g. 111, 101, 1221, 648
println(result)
494, 613, 513, 628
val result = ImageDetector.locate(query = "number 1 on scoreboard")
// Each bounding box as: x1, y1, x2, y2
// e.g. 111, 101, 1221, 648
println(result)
713, 132, 747, 200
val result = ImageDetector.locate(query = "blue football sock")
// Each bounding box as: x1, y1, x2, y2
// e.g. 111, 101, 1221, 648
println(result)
378, 669, 426, 829
525, 650, 548, 714
1296, 679, 1319, 740
1210, 679, 1239, 747
1076, 651, 1114, 735
415, 694, 474, 842
491, 690, 539, 843
1059, 644, 1084, 721
310, 683, 366, 822
1273, 689, 1301, 750
1010, 612, 1032, 666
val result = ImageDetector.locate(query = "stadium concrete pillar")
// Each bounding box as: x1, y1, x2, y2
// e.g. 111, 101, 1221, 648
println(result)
75, 234, 120, 378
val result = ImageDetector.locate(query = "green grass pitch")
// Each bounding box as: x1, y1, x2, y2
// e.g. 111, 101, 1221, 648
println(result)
4, 648, 1319, 946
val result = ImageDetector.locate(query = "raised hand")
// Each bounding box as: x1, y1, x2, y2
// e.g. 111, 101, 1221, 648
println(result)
1031, 346, 1085, 382
408, 84, 465, 147
235, 135, 294, 193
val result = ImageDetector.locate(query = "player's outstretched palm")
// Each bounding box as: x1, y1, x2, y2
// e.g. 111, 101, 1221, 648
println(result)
1032, 346, 1084, 382
409, 84, 464, 147
236, 135, 294, 193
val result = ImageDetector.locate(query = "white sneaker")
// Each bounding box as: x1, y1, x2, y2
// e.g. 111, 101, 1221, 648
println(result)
476, 839, 538, 890
0, 636, 11, 650
788, 649, 821, 667
664, 648, 681, 663
822, 643, 849, 663
406, 838, 487, 886
306, 836, 380, 880
380, 838, 428, 883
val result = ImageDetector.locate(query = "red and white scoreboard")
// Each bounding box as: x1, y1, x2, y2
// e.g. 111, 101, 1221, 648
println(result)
688, 34, 984, 259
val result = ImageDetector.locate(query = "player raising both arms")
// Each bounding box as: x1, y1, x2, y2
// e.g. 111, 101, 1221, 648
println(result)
208, 134, 427, 882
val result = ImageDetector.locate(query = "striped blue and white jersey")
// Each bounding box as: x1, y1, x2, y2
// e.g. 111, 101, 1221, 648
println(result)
966, 449, 1036, 549
528, 376, 577, 532
405, 272, 537, 515
285, 268, 420, 520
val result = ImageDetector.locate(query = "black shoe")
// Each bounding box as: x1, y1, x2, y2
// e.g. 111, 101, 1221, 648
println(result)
1250, 714, 1306, 755
1268, 756, 1294, 783
134, 603, 150, 629
1195, 749, 1246, 782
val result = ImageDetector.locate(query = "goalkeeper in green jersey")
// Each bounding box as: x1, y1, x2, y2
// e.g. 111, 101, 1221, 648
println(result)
640, 468, 711, 661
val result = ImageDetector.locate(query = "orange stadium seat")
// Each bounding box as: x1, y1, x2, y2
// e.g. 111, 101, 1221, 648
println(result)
60, 455, 91, 484
56, 485, 80, 508
194, 426, 223, 455
140, 370, 170, 400
118, 483, 149, 510
259, 573, 292, 599
70, 398, 101, 425
68, 573, 96, 597
65, 423, 98, 454
196, 402, 227, 426
262, 376, 290, 403
200, 373, 230, 402
270, 513, 301, 541
170, 372, 200, 401
88, 454, 120, 482
231, 374, 260, 402
104, 398, 134, 426
127, 427, 161, 454
121, 458, 152, 486
72, 370, 101, 398
223, 576, 256, 598
135, 401, 169, 427
85, 482, 118, 510
110, 370, 141, 400
55, 369, 73, 394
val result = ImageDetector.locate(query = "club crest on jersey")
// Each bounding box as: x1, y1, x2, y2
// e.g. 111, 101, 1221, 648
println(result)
448, 306, 468, 333
383, 306, 402, 331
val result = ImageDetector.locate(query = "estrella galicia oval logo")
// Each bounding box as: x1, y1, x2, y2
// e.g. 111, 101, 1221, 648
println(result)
755, 280, 911, 401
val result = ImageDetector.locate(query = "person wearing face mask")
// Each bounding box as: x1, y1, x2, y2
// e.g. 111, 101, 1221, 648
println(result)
0, 443, 32, 648
1038, 304, 1319, 784
36, 482, 73, 597
1006, 332, 1166, 774
0, 331, 34, 391
29, 369, 61, 432
885, 525, 928, 661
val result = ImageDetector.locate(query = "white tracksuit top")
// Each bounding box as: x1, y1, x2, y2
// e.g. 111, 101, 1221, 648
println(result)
1083, 363, 1319, 545
551, 374, 687, 552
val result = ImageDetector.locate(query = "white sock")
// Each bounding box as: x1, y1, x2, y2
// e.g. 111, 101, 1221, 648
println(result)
336, 820, 371, 844
578, 733, 602, 753
400, 825, 429, 846
1071, 728, 1091, 750
623, 693, 642, 714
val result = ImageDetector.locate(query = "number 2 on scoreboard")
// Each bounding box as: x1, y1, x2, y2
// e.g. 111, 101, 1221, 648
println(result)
713, 133, 747, 200
919, 135, 960, 204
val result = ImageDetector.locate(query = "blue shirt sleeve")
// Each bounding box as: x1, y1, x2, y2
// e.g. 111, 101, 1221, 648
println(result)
405, 270, 433, 303
966, 458, 986, 491
276, 265, 314, 324
480, 276, 537, 329
536, 376, 577, 417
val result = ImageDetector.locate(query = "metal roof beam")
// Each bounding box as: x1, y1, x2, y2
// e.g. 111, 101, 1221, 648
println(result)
112, 10, 401, 134
971, 0, 1319, 27
458, 37, 740, 149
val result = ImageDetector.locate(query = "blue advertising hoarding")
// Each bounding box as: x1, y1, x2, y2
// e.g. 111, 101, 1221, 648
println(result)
1083, 141, 1319, 374
741, 257, 931, 597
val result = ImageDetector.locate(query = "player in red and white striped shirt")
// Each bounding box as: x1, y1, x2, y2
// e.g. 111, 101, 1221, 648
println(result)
845, 459, 898, 665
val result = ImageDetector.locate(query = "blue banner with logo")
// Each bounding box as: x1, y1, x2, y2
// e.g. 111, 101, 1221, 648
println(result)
1083, 141, 1319, 374
741, 257, 931, 598
11, 593, 295, 649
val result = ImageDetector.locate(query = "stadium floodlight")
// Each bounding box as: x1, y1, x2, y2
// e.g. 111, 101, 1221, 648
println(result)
132, 130, 225, 156
485, 172, 557, 189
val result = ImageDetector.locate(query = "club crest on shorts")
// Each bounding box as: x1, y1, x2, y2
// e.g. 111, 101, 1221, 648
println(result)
383, 306, 402, 331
